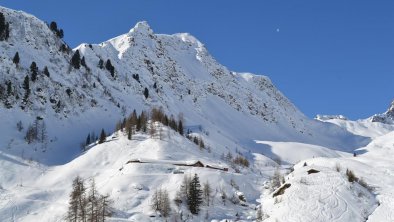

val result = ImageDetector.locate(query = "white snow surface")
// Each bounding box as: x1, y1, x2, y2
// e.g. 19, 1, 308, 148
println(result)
0, 6, 393, 222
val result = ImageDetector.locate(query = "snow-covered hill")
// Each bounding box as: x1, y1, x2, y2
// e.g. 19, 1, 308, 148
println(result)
0, 5, 393, 222
260, 131, 394, 222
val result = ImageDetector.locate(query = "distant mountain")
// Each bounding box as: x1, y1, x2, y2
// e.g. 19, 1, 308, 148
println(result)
370, 100, 394, 124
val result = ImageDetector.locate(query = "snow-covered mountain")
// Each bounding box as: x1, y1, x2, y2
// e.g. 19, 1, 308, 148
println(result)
0, 6, 393, 222
316, 100, 394, 139
370, 100, 394, 124
0, 6, 368, 165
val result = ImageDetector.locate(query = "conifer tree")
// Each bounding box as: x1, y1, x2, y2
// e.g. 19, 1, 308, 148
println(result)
105, 59, 115, 77
139, 111, 148, 132
30, 62, 38, 82
0, 12, 10, 41
178, 119, 184, 136
71, 50, 81, 69
143, 87, 149, 99
22, 75, 30, 101
188, 174, 203, 214
81, 56, 87, 68
127, 128, 132, 140
49, 21, 64, 38
13, 52, 20, 66
98, 129, 106, 144
6, 81, 12, 96
98, 59, 104, 69
49, 21, 58, 33
58, 29, 64, 38
43, 66, 50, 77
85, 134, 91, 147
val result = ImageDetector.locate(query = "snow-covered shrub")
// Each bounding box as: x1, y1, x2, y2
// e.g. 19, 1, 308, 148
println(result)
346, 169, 358, 183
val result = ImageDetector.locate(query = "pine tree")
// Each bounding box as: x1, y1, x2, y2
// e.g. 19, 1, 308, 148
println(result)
0, 12, 10, 41
132, 74, 140, 82
49, 21, 58, 33
169, 116, 177, 131
39, 120, 47, 143
49, 21, 64, 38
188, 174, 203, 214
127, 127, 132, 140
22, 75, 30, 101
86, 134, 91, 147
177, 119, 184, 136
81, 56, 87, 68
6, 81, 12, 96
30, 62, 38, 82
105, 59, 115, 77
199, 138, 205, 150
16, 120, 23, 132
13, 52, 20, 66
98, 129, 106, 144
98, 59, 104, 69
139, 111, 148, 133
143, 87, 149, 99
58, 29, 64, 38
43, 66, 50, 77
60, 44, 68, 53
71, 50, 81, 69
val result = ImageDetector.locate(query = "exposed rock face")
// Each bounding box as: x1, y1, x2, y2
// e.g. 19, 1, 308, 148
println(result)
371, 100, 394, 124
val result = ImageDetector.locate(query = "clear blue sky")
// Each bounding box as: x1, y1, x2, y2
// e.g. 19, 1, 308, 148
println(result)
2, 0, 393, 119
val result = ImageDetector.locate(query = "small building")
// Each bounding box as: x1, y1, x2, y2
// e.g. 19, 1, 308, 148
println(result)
126, 159, 142, 164
206, 164, 228, 172
174, 160, 205, 168
307, 169, 320, 175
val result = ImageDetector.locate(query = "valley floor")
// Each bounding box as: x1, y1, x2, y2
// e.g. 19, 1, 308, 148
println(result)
1, 125, 394, 222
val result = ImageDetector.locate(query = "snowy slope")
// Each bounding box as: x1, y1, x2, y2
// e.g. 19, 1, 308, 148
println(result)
0, 126, 273, 221
258, 127, 394, 222
260, 161, 378, 222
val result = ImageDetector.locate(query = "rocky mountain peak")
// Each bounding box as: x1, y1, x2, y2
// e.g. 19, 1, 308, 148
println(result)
128, 20, 153, 36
